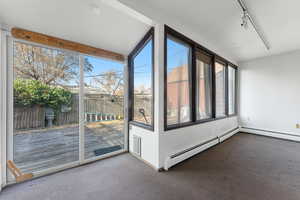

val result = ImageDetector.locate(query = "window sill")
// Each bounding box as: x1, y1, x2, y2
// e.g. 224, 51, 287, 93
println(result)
164, 115, 237, 131
129, 121, 154, 131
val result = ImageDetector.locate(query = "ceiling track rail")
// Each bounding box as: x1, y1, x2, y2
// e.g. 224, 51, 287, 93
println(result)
237, 0, 270, 50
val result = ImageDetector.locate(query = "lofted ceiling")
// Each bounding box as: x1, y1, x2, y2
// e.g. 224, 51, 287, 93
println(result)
0, 0, 150, 57
119, 0, 300, 62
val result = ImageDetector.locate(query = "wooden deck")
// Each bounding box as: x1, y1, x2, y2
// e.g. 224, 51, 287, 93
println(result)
13, 121, 124, 173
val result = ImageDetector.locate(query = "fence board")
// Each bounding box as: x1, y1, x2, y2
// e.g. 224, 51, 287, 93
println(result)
14, 106, 45, 130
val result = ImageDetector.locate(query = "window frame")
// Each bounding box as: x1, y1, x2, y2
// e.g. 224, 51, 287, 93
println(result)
227, 64, 238, 117
214, 58, 228, 119
128, 28, 155, 131
164, 27, 194, 130
194, 48, 214, 123
164, 25, 238, 131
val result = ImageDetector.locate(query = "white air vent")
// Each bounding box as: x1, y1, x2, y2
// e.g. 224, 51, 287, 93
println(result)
133, 135, 141, 157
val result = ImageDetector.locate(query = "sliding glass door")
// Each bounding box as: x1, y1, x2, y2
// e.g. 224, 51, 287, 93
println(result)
8, 40, 126, 179
83, 55, 124, 160
12, 41, 80, 173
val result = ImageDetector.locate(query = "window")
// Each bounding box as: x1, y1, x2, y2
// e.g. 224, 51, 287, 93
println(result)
166, 35, 192, 126
129, 28, 154, 129
195, 50, 212, 120
164, 25, 238, 130
228, 65, 237, 115
215, 61, 226, 118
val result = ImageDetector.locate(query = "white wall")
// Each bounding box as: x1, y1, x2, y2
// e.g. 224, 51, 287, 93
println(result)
239, 50, 300, 136
128, 23, 164, 170
129, 126, 159, 168
159, 117, 238, 168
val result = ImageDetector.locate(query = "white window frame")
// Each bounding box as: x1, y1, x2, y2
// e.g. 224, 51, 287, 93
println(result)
0, 28, 9, 190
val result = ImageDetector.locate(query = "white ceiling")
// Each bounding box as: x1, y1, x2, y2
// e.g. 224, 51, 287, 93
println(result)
1, 0, 300, 62
120, 0, 300, 62
0, 0, 150, 56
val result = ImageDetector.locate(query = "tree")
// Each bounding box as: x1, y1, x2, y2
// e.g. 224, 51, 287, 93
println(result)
91, 70, 124, 96
14, 79, 72, 110
14, 42, 93, 85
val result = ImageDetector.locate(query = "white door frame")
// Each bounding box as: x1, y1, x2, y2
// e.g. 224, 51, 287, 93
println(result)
4, 36, 129, 185
0, 29, 11, 189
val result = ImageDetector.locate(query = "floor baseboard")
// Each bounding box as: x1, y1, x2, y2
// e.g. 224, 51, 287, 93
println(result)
240, 127, 300, 142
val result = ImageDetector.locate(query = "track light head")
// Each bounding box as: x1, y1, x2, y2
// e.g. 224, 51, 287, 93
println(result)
241, 10, 249, 29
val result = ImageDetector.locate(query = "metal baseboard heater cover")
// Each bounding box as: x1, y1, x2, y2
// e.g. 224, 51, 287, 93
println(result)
241, 127, 300, 143
164, 127, 239, 170
218, 127, 240, 143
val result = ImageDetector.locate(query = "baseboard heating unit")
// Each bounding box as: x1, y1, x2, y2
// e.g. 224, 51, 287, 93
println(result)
240, 127, 300, 142
164, 127, 239, 170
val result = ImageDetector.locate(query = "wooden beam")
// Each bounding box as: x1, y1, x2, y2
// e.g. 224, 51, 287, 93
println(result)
7, 160, 33, 183
11, 27, 125, 62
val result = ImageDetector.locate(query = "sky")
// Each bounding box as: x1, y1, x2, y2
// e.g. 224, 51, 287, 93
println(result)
132, 37, 189, 90
13, 40, 189, 92
167, 37, 190, 72
133, 39, 153, 89
52, 36, 188, 90
65, 36, 189, 90
84, 55, 124, 88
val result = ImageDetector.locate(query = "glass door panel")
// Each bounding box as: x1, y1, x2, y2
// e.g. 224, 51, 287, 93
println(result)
83, 56, 124, 159
12, 41, 80, 173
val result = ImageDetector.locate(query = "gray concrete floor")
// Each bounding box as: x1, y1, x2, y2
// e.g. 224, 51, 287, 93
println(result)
1, 133, 300, 200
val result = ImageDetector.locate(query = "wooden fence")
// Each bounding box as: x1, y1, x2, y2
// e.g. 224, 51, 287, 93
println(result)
14, 106, 45, 130
56, 95, 79, 126
14, 93, 152, 130
14, 94, 125, 130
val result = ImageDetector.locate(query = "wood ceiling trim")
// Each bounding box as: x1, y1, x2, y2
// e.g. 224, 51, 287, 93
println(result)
11, 27, 125, 62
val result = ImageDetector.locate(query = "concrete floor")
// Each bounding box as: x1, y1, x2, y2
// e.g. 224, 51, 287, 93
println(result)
1, 133, 300, 200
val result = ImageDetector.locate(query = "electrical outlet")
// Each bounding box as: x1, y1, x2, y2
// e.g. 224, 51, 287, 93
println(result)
296, 124, 300, 129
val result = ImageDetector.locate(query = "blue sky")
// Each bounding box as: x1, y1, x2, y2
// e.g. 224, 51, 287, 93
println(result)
84, 55, 124, 87
133, 39, 152, 89
82, 37, 189, 89
167, 37, 189, 72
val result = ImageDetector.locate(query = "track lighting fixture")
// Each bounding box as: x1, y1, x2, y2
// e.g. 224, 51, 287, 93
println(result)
241, 10, 248, 30
237, 0, 270, 50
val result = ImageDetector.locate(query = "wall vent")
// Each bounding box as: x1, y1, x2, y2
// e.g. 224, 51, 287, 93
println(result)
132, 135, 141, 157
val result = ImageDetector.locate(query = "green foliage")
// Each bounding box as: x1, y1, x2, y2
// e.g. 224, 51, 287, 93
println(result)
14, 79, 72, 110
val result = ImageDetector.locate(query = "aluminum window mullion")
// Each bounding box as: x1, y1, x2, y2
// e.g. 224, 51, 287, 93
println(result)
225, 64, 229, 116
123, 58, 129, 151
7, 36, 14, 182
211, 56, 216, 119
79, 55, 85, 163
191, 45, 196, 123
